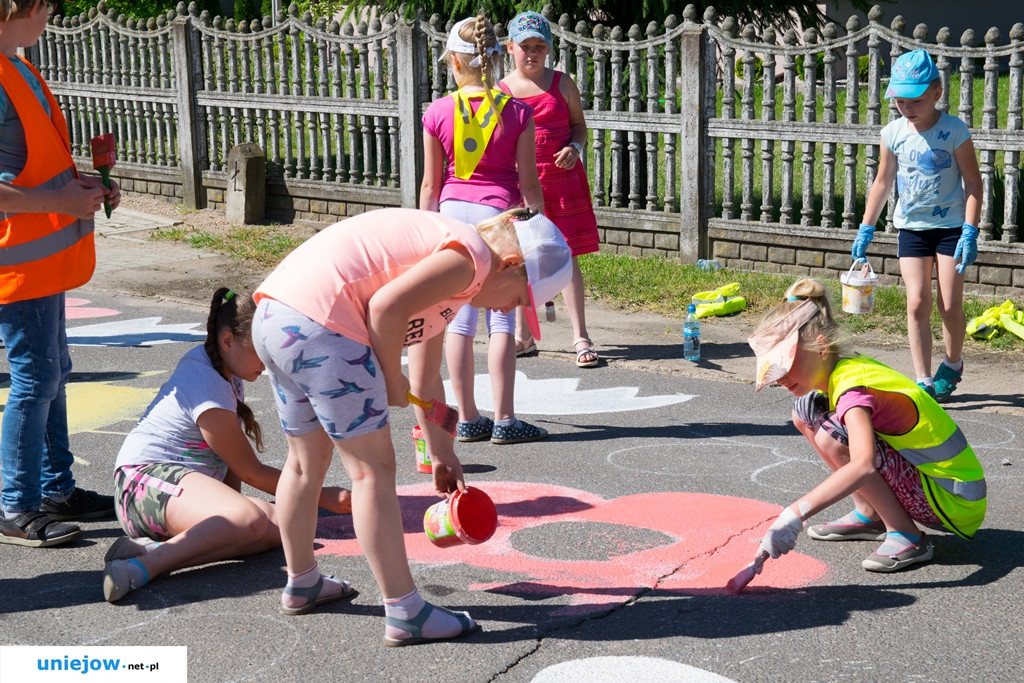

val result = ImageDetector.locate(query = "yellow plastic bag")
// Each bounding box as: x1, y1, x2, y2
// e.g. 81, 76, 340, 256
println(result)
691, 282, 747, 318
966, 300, 1015, 340
1000, 310, 1024, 342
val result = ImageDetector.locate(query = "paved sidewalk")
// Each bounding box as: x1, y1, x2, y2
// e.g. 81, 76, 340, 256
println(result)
89, 206, 267, 301
92, 207, 186, 275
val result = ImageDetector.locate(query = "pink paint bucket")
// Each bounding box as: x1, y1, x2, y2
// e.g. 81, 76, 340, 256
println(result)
423, 487, 498, 548
411, 425, 432, 473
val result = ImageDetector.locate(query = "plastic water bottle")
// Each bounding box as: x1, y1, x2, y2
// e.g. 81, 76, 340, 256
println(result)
696, 259, 722, 272
545, 301, 556, 322
683, 303, 701, 361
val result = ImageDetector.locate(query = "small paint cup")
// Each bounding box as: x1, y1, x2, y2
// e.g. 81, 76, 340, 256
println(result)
411, 425, 432, 473
423, 487, 498, 548
840, 260, 878, 315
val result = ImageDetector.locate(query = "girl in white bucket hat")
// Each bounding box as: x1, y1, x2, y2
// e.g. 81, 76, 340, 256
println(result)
421, 15, 551, 445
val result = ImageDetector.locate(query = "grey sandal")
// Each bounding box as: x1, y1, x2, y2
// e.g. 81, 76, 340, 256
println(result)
382, 603, 479, 647
280, 574, 355, 616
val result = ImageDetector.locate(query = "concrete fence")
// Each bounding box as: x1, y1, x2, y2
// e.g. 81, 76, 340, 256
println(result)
31, 2, 1024, 297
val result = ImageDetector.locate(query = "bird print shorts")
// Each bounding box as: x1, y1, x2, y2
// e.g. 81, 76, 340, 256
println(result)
253, 298, 390, 440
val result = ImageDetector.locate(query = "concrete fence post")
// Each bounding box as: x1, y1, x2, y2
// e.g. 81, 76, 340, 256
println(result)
225, 142, 266, 225
678, 24, 706, 263
396, 20, 423, 208
172, 16, 204, 209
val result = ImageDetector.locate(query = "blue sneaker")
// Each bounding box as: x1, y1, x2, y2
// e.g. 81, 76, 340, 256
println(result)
456, 416, 494, 443
917, 381, 936, 399
491, 419, 548, 445
933, 363, 963, 403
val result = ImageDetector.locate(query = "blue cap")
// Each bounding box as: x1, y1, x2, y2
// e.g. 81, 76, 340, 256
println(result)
885, 49, 939, 99
508, 11, 551, 47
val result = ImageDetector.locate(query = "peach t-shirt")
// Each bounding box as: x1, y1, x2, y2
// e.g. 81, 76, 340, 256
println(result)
255, 208, 491, 347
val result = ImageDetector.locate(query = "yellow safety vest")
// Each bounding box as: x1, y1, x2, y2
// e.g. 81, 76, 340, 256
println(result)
829, 356, 986, 539
452, 89, 509, 180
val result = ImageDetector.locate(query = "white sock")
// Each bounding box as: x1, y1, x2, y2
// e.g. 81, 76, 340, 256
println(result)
943, 358, 964, 372
917, 377, 934, 387
384, 588, 471, 641
282, 562, 345, 609
123, 558, 149, 588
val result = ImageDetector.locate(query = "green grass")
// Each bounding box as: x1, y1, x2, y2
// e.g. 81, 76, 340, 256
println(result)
150, 224, 304, 265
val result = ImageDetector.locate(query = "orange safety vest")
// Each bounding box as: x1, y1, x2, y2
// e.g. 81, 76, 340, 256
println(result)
0, 53, 94, 304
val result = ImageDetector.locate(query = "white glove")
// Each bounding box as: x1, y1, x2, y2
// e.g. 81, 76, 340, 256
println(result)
759, 506, 803, 559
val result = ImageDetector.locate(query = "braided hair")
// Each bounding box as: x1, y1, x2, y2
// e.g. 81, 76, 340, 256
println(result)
204, 287, 264, 451
455, 14, 500, 111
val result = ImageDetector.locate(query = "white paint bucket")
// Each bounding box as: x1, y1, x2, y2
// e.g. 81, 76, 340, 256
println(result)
840, 260, 878, 315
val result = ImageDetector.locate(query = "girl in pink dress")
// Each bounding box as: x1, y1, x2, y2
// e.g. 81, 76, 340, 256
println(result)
501, 11, 601, 368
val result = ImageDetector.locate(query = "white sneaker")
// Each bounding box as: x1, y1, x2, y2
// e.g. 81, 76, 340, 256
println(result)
104, 536, 158, 562
103, 560, 141, 603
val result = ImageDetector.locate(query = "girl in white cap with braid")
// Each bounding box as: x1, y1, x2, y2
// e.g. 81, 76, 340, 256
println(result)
748, 278, 985, 573
420, 14, 550, 446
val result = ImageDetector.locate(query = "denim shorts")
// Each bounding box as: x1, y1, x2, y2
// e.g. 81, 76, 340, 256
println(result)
897, 227, 961, 258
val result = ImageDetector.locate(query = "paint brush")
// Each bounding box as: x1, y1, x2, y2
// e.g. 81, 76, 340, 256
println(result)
90, 133, 116, 218
406, 392, 459, 437
724, 550, 769, 594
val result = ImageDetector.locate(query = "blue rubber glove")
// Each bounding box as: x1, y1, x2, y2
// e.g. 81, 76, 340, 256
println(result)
954, 222, 979, 274
758, 506, 804, 559
851, 223, 875, 261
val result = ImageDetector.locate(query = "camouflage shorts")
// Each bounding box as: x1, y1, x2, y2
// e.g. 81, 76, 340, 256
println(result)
113, 463, 190, 541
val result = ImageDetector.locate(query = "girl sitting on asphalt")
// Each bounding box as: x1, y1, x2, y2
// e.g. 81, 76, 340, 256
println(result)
103, 288, 352, 603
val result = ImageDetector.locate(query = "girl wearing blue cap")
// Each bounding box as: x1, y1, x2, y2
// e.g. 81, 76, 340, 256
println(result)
500, 11, 601, 368
853, 49, 982, 403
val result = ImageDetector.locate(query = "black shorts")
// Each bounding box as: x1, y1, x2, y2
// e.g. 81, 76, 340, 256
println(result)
897, 227, 961, 258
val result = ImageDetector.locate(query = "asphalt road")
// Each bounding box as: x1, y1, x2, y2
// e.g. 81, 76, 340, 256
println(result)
2, 213, 1024, 682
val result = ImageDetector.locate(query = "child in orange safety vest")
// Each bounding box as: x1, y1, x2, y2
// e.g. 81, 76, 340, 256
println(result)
0, 0, 122, 548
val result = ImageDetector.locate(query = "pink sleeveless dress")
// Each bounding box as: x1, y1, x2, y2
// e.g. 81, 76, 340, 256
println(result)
501, 71, 598, 256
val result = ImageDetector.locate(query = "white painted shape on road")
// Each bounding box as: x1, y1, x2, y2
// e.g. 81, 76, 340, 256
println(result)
532, 657, 737, 682
67, 317, 205, 346
447, 370, 696, 415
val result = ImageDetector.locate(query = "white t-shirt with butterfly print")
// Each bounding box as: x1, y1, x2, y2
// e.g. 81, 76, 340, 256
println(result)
881, 111, 971, 231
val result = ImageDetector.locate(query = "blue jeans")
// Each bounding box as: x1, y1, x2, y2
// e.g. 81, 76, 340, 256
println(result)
0, 292, 76, 514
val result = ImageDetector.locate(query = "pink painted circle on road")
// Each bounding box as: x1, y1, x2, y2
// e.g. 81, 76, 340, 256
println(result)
315, 481, 828, 615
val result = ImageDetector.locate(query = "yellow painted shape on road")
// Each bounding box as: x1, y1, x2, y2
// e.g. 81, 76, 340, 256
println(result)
1, 371, 165, 435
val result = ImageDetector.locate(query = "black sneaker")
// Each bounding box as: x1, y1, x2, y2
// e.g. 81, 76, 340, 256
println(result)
39, 488, 115, 521
0, 511, 81, 547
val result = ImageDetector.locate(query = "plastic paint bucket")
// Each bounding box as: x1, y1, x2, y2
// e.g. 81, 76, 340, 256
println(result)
423, 487, 498, 548
411, 425, 432, 473
840, 261, 878, 315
